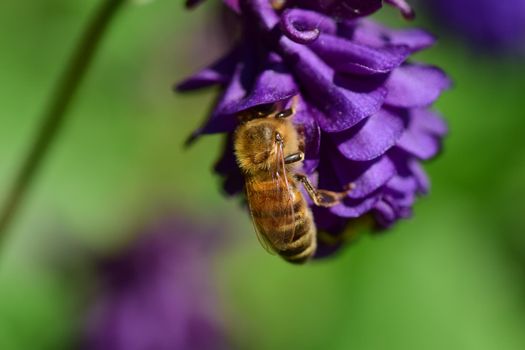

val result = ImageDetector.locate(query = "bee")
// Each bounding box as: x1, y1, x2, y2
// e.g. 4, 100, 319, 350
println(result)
234, 100, 353, 264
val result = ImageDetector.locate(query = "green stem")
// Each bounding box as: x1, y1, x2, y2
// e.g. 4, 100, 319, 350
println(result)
0, 0, 126, 243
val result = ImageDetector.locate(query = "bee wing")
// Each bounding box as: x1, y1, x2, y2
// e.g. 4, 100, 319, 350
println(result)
245, 185, 277, 256
245, 142, 296, 254
272, 141, 296, 246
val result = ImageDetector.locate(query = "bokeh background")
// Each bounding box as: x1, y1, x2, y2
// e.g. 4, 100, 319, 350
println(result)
1, 1, 525, 349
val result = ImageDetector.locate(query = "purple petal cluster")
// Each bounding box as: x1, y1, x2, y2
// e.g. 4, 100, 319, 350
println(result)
220, 0, 414, 19
178, 0, 449, 256
83, 215, 230, 350
425, 0, 525, 52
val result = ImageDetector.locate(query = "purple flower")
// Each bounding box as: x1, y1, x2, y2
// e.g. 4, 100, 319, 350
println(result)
219, 0, 414, 19
307, 0, 415, 19
177, 0, 449, 257
83, 215, 230, 350
425, 0, 525, 52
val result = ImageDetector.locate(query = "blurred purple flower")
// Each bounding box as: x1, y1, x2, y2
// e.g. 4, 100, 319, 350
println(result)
83, 215, 230, 350
177, 0, 449, 256
425, 0, 525, 52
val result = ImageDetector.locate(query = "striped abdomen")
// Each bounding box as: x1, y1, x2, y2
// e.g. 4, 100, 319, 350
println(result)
246, 175, 317, 264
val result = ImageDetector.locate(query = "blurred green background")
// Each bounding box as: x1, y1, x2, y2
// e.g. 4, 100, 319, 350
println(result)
1, 1, 525, 349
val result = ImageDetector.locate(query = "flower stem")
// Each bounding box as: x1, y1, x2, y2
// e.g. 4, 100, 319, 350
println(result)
0, 0, 125, 244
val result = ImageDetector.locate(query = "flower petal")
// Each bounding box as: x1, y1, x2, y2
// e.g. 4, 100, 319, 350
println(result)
413, 108, 448, 137
384, 177, 417, 207
408, 159, 430, 194
373, 199, 396, 227
309, 33, 411, 75
311, 158, 381, 218
280, 9, 336, 44
384, 64, 451, 108
195, 55, 298, 136
314, 0, 383, 19
281, 38, 387, 132
321, 147, 396, 199
395, 132, 441, 160
293, 97, 322, 174
333, 108, 405, 161
195, 64, 247, 135
218, 56, 298, 115
395, 108, 446, 159
349, 19, 436, 52
385, 195, 413, 217
176, 47, 240, 91
385, 174, 418, 196
345, 156, 396, 198
330, 195, 379, 217
373, 195, 412, 228
388, 189, 416, 208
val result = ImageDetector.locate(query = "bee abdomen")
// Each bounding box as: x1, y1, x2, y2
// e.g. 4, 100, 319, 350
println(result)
247, 177, 317, 264
251, 200, 304, 219
279, 213, 316, 264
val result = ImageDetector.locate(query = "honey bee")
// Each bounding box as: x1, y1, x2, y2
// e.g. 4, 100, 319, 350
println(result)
234, 100, 353, 264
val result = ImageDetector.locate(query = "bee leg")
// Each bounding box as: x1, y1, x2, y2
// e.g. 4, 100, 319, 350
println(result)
284, 152, 304, 164
295, 174, 354, 208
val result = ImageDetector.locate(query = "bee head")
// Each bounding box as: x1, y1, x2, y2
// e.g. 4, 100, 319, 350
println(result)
234, 118, 289, 173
